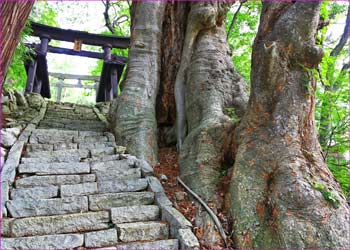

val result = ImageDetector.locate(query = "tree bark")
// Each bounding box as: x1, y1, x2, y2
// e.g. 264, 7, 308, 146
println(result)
110, 1, 166, 165
0, 1, 34, 84
229, 2, 350, 248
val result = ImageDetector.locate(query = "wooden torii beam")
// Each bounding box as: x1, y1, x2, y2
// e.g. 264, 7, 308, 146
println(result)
24, 22, 129, 102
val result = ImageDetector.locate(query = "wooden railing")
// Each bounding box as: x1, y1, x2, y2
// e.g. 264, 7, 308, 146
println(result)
49, 73, 99, 102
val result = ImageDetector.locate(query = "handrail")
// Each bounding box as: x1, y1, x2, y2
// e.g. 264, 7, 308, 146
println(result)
49, 72, 100, 81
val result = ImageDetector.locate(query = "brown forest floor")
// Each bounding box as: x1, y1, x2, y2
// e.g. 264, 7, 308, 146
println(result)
156, 147, 234, 249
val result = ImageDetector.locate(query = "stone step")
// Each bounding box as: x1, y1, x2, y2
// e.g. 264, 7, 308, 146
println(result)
2, 233, 84, 249
111, 205, 160, 224
116, 221, 168, 242
21, 155, 81, 164
89, 192, 154, 211
7, 196, 88, 218
79, 141, 116, 150
10, 211, 110, 237
91, 160, 140, 181
91, 147, 121, 158
18, 162, 90, 175
98, 179, 149, 193
27, 142, 78, 152
15, 174, 96, 188
10, 186, 59, 200
73, 135, 109, 143
84, 154, 120, 163
29, 133, 74, 144
26, 149, 89, 158
61, 182, 98, 197
114, 239, 179, 250
84, 228, 118, 248
32, 129, 78, 136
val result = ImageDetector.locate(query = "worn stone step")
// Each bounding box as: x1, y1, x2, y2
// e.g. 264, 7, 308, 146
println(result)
98, 179, 148, 193
15, 174, 96, 188
89, 192, 154, 211
21, 155, 81, 164
7, 196, 88, 218
61, 182, 98, 197
114, 239, 179, 250
79, 131, 103, 137
91, 161, 140, 181
84, 154, 120, 163
29, 134, 74, 144
10, 186, 59, 200
116, 221, 168, 242
10, 211, 110, 237
2, 233, 84, 249
111, 205, 160, 224
90, 147, 120, 158
84, 228, 118, 248
27, 142, 78, 152
18, 162, 90, 175
79, 141, 116, 150
32, 128, 78, 137
26, 149, 89, 158
73, 135, 109, 143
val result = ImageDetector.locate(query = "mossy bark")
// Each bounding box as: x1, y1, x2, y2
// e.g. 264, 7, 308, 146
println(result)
229, 2, 350, 248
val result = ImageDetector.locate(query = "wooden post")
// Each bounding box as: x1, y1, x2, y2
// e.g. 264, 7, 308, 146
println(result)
24, 59, 37, 95
56, 79, 63, 102
33, 36, 50, 94
111, 66, 118, 98
103, 45, 113, 101
33, 78, 42, 93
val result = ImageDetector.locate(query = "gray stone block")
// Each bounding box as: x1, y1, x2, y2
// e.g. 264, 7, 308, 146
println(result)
61, 182, 98, 197
26, 143, 54, 152
1, 181, 9, 217
53, 142, 78, 151
73, 135, 108, 143
161, 206, 192, 238
79, 141, 116, 150
114, 239, 179, 250
10, 185, 58, 200
178, 228, 200, 249
21, 155, 81, 164
26, 149, 89, 158
98, 179, 148, 193
15, 175, 81, 188
111, 205, 159, 224
11, 211, 110, 237
147, 176, 165, 193
7, 196, 88, 218
117, 221, 168, 242
85, 228, 118, 248
90, 147, 115, 157
89, 192, 154, 211
18, 162, 90, 175
2, 233, 84, 249
2, 218, 13, 237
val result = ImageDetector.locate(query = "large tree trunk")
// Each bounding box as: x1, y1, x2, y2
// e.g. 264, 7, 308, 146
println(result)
0, 1, 34, 84
110, 1, 166, 165
229, 2, 350, 248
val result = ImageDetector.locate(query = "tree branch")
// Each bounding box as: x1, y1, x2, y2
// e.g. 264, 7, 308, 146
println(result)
330, 3, 350, 57
103, 0, 115, 34
226, 0, 246, 40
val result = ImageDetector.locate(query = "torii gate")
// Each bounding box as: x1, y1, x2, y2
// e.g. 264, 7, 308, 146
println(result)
24, 22, 130, 102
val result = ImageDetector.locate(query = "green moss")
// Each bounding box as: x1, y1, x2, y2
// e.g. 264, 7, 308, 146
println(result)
313, 182, 340, 208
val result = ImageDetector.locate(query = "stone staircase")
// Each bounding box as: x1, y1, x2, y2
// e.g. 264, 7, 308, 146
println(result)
1, 102, 198, 249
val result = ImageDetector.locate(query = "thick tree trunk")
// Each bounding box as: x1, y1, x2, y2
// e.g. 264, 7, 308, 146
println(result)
229, 2, 350, 248
0, 1, 34, 84
110, 2, 166, 165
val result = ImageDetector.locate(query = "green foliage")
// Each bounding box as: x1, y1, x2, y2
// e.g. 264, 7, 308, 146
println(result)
4, 1, 58, 91
226, 1, 262, 83
313, 182, 341, 208
314, 2, 350, 195
225, 107, 240, 123
4, 22, 33, 90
